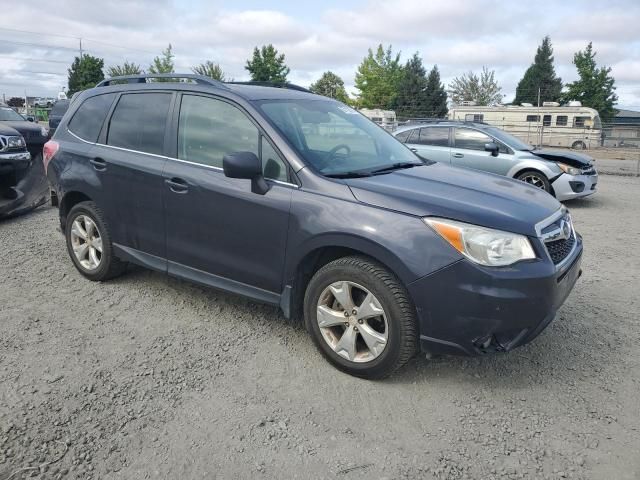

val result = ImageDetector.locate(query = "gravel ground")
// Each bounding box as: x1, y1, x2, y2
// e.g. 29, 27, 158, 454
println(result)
1, 175, 639, 480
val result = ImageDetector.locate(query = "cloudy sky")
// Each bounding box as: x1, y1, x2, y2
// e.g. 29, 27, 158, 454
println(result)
2, 0, 640, 109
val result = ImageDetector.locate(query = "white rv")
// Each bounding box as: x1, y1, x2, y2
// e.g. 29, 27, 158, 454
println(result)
448, 103, 602, 149
359, 108, 397, 132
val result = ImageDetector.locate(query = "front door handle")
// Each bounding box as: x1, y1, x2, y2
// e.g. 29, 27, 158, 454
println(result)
453, 153, 464, 158
410, 148, 418, 153
165, 177, 189, 194
89, 157, 107, 171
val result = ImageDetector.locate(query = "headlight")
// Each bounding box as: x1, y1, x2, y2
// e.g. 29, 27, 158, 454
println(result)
424, 218, 536, 267
40, 126, 49, 137
7, 136, 26, 148
557, 163, 582, 175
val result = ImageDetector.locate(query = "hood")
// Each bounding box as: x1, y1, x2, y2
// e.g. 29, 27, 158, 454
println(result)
0, 124, 21, 137
345, 163, 561, 236
532, 149, 593, 167
0, 121, 48, 145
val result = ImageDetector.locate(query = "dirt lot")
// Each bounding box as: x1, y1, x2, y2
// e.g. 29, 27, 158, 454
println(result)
1, 175, 639, 480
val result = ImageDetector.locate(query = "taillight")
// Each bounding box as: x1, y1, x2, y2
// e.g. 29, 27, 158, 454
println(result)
43, 140, 59, 174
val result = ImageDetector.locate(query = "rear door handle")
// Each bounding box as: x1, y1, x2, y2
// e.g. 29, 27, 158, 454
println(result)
165, 177, 189, 194
453, 153, 464, 158
89, 157, 107, 171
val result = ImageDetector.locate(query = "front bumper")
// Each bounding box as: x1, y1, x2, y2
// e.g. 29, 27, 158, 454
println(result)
408, 235, 583, 356
0, 150, 48, 218
552, 172, 598, 201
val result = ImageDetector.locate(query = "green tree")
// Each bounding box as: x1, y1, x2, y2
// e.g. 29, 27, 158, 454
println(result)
148, 44, 175, 80
449, 66, 503, 106
107, 61, 142, 77
393, 53, 428, 118
67, 54, 104, 95
310, 71, 349, 103
245, 44, 290, 83
563, 42, 618, 122
354, 44, 403, 109
7, 97, 25, 108
513, 36, 562, 105
424, 66, 448, 118
192, 60, 226, 81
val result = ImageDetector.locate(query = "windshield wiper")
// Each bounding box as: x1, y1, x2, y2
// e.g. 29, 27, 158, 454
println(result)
368, 162, 422, 175
325, 171, 373, 179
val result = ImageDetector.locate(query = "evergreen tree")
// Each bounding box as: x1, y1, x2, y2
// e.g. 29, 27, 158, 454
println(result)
310, 71, 349, 103
424, 65, 448, 118
513, 36, 562, 105
67, 54, 104, 95
354, 44, 403, 109
148, 44, 175, 80
192, 61, 226, 81
394, 53, 428, 118
564, 42, 618, 122
107, 61, 142, 77
245, 45, 290, 83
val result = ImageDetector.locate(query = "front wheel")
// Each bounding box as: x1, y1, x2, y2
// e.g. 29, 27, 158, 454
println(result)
303, 256, 418, 379
572, 141, 586, 150
516, 170, 551, 193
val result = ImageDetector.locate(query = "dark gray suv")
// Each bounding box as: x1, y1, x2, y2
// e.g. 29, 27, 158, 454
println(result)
45, 74, 583, 378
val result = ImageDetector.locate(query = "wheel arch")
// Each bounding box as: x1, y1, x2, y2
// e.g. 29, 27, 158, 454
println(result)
59, 190, 93, 231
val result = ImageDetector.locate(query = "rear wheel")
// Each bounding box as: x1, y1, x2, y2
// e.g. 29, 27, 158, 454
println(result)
516, 170, 551, 193
65, 201, 126, 281
304, 256, 418, 379
571, 140, 586, 150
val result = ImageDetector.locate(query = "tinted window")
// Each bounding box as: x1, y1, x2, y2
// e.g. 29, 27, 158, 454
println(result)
261, 137, 288, 182
51, 100, 70, 116
574, 116, 590, 128
556, 115, 568, 126
107, 93, 172, 155
543, 115, 552, 127
67, 94, 116, 142
395, 130, 411, 143
178, 95, 258, 168
454, 128, 491, 151
465, 114, 484, 122
418, 127, 449, 147
0, 107, 26, 121
526, 115, 540, 122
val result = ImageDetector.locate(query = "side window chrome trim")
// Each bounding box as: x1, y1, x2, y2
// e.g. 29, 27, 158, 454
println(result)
66, 127, 300, 188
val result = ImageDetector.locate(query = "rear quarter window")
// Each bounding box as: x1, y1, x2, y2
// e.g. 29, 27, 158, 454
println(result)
67, 94, 116, 142
394, 130, 412, 143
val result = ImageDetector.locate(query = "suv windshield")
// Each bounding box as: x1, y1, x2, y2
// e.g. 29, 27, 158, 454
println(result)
0, 107, 26, 122
484, 126, 533, 151
256, 99, 421, 177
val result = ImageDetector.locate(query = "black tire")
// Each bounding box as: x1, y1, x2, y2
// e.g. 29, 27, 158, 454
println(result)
65, 201, 126, 281
515, 169, 551, 193
303, 256, 418, 379
572, 141, 586, 150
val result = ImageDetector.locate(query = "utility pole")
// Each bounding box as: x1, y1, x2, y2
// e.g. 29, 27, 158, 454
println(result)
79, 38, 83, 58
537, 87, 542, 147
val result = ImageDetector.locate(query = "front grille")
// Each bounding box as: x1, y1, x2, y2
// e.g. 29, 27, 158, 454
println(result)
581, 166, 597, 176
545, 230, 576, 265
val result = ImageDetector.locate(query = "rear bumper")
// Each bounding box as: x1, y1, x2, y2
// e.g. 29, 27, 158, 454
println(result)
408, 236, 583, 356
552, 172, 598, 201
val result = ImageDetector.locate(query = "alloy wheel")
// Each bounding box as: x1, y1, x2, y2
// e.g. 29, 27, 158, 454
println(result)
520, 174, 547, 190
316, 281, 388, 363
70, 215, 103, 271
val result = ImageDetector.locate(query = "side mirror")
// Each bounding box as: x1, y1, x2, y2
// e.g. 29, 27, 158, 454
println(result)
26, 116, 35, 122
223, 151, 269, 195
484, 142, 499, 156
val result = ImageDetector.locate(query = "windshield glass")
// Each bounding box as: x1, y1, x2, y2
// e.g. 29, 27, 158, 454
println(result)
485, 126, 533, 151
0, 107, 26, 122
255, 99, 420, 176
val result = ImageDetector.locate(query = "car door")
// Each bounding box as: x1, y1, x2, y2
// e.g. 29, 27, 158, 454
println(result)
450, 127, 514, 175
403, 126, 451, 163
91, 91, 173, 263
163, 93, 293, 296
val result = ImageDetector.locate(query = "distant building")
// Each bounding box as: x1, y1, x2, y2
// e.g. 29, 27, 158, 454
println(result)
359, 108, 397, 131
603, 109, 640, 147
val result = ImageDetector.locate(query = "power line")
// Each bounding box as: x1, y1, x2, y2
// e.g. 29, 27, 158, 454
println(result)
0, 39, 79, 52
0, 27, 80, 40
0, 55, 71, 64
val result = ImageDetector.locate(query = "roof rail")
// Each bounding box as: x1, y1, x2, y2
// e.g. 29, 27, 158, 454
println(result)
226, 81, 312, 93
96, 73, 228, 88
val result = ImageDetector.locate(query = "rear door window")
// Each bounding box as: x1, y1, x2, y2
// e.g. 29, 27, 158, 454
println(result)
67, 94, 116, 142
107, 93, 172, 155
394, 130, 412, 143
418, 127, 449, 146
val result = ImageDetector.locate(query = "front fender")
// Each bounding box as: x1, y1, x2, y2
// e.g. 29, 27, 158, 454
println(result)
507, 158, 561, 179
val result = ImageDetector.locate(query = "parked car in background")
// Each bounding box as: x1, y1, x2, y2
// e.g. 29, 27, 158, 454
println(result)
394, 121, 598, 201
0, 124, 34, 217
33, 97, 55, 108
0, 106, 50, 215
45, 74, 583, 378
448, 103, 601, 150
48, 99, 71, 137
